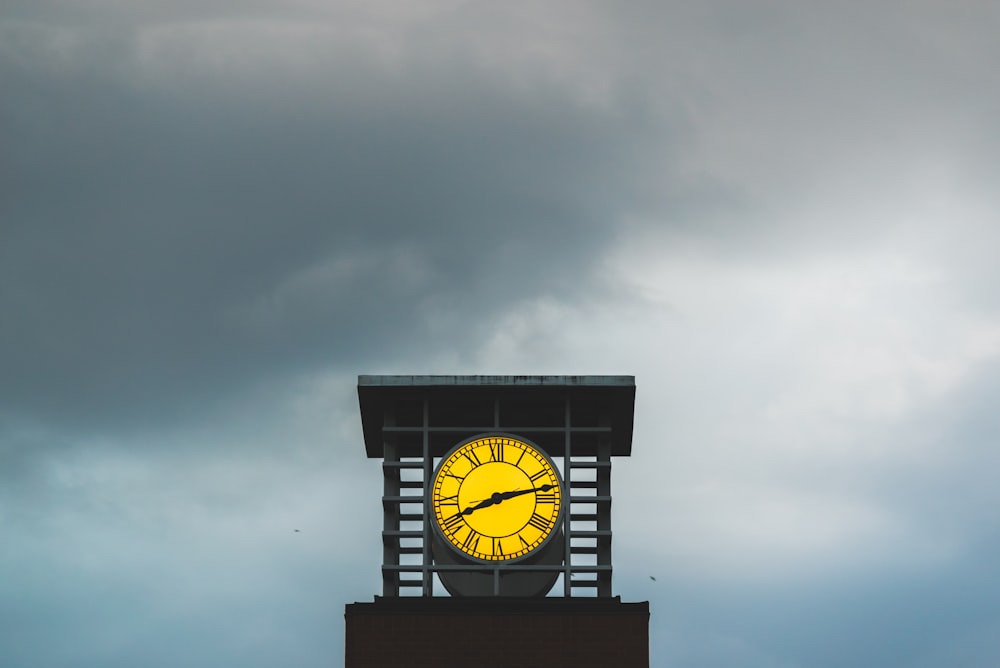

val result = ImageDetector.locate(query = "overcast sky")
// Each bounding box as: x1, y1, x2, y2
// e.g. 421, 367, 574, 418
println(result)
3, 1, 1000, 666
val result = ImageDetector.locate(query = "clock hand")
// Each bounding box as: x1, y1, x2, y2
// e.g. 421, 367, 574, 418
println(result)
461, 484, 555, 516
462, 494, 502, 515
497, 484, 554, 501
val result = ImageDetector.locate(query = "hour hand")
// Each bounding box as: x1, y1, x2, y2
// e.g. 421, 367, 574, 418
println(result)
461, 496, 498, 515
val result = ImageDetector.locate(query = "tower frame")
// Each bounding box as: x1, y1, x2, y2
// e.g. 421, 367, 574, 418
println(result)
358, 375, 635, 598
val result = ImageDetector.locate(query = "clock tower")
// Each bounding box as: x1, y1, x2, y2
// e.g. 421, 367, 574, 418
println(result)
344, 375, 649, 667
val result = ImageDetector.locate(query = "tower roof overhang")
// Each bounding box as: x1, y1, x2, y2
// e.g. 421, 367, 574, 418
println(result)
357, 375, 635, 458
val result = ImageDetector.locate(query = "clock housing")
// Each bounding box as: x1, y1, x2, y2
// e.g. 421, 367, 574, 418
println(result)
431, 433, 564, 563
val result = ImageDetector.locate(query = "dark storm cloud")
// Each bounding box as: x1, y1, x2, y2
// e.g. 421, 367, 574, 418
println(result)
0, 22, 675, 434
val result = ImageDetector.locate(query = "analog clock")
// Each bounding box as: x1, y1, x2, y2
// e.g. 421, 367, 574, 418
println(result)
431, 434, 564, 562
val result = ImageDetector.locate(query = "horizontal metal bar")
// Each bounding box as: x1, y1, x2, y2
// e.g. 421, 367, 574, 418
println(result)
381, 426, 613, 434
570, 514, 598, 522
568, 480, 600, 489
398, 546, 425, 555
382, 564, 613, 572
399, 513, 424, 522
569, 530, 612, 538
569, 461, 612, 468
383, 496, 424, 504
382, 530, 423, 538
382, 461, 427, 469
569, 495, 611, 503
399, 480, 424, 489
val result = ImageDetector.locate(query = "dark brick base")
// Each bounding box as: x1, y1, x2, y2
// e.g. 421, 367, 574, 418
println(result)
345, 597, 649, 668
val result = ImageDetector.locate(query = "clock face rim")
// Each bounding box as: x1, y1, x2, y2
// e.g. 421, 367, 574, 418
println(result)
430, 432, 565, 564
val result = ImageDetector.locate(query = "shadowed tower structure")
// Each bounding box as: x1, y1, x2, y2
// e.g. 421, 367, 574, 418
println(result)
344, 375, 649, 668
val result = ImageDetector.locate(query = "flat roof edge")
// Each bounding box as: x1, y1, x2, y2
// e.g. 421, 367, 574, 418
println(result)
345, 596, 649, 615
358, 375, 635, 387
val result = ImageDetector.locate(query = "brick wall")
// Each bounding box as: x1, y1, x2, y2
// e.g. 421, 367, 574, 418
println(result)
345, 597, 649, 668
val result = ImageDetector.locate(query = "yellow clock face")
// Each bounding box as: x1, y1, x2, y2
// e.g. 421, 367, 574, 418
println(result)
431, 434, 563, 562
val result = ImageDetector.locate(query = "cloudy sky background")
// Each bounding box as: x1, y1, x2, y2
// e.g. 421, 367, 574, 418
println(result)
3, 1, 1000, 665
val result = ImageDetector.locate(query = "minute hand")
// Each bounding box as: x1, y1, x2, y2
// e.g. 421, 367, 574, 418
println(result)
498, 484, 554, 501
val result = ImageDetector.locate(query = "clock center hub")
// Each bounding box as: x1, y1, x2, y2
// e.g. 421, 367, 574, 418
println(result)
458, 462, 534, 537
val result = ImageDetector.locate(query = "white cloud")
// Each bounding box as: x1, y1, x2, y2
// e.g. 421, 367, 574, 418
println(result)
461, 232, 1000, 581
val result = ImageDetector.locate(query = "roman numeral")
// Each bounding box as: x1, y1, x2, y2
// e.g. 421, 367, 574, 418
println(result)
442, 513, 464, 533
536, 493, 557, 504
528, 513, 549, 531
463, 449, 481, 466
493, 537, 504, 556
519, 535, 530, 549
461, 529, 481, 552
489, 442, 504, 462
437, 494, 458, 506
515, 449, 526, 466
529, 470, 546, 483
445, 472, 465, 482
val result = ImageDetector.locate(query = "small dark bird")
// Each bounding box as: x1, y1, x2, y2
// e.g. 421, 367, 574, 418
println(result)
294, 529, 300, 533
649, 576, 656, 581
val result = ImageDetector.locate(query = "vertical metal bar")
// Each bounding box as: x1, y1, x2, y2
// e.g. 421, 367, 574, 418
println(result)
382, 408, 399, 597
494, 394, 503, 592
597, 412, 613, 598
422, 397, 432, 596
563, 396, 572, 597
